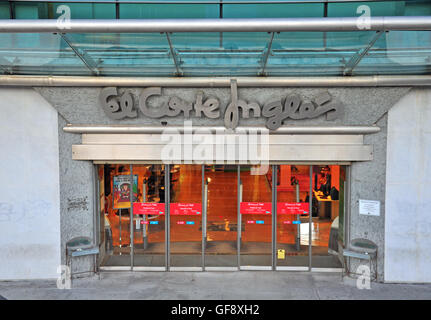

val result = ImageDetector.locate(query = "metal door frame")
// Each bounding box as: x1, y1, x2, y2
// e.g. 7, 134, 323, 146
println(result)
97, 163, 347, 272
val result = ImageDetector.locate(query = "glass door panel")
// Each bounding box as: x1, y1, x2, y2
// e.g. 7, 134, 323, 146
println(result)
204, 165, 238, 268
99, 164, 132, 267
276, 165, 311, 269
311, 165, 344, 269
169, 164, 203, 268
240, 165, 272, 268
132, 164, 166, 269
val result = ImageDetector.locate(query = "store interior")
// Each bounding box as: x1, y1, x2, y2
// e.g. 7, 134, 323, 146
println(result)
98, 164, 345, 269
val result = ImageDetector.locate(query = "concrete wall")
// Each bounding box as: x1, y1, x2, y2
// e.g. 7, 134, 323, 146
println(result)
0, 88, 61, 280
384, 89, 431, 283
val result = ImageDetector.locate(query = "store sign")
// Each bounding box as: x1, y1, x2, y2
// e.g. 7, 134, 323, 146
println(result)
133, 202, 165, 215
277, 202, 309, 215
240, 202, 272, 215
170, 203, 202, 215
99, 81, 344, 130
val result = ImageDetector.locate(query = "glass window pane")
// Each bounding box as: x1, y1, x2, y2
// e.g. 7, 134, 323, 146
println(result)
311, 165, 343, 269
99, 164, 132, 267
132, 165, 166, 268
169, 164, 202, 268
354, 31, 431, 75
0, 4, 10, 19
328, 1, 406, 17
276, 165, 310, 268
52, 3, 116, 19
223, 3, 324, 18
65, 33, 175, 76
240, 165, 272, 267
0, 33, 92, 75
120, 3, 219, 19
204, 165, 238, 268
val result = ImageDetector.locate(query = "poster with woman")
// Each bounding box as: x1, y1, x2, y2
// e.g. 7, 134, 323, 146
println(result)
113, 175, 138, 209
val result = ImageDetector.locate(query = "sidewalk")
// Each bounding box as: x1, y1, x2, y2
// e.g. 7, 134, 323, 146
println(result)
1, 272, 431, 300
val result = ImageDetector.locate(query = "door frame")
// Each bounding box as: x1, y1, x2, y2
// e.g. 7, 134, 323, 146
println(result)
97, 163, 348, 272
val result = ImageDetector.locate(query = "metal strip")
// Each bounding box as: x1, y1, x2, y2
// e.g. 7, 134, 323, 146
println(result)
3, 75, 431, 87
7, 0, 409, 4
237, 165, 241, 269
2, 17, 431, 33
132, 267, 166, 271
311, 268, 344, 273
205, 267, 238, 271
276, 266, 309, 271
59, 33, 100, 75
309, 165, 312, 271
272, 164, 277, 270
202, 164, 206, 270
240, 266, 272, 271
169, 267, 203, 271
130, 164, 134, 269
165, 163, 170, 271
99, 266, 132, 271
65, 125, 381, 135
93, 164, 99, 272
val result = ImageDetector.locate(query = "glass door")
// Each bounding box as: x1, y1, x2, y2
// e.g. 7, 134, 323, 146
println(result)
239, 165, 273, 269
131, 164, 166, 270
169, 164, 203, 270
275, 165, 311, 270
310, 165, 344, 270
98, 164, 133, 269
204, 165, 238, 269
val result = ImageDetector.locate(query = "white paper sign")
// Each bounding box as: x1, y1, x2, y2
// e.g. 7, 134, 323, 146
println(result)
359, 199, 380, 216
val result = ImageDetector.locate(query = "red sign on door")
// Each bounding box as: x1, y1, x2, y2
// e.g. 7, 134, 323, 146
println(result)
240, 202, 272, 215
277, 202, 309, 215
170, 203, 202, 215
133, 203, 165, 215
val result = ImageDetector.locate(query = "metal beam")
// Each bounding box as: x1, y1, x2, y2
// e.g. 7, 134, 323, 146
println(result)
259, 32, 275, 76
2, 16, 431, 33
165, 32, 183, 76
1, 75, 431, 87
344, 31, 384, 76
59, 33, 100, 75
6, 0, 417, 4
63, 125, 381, 135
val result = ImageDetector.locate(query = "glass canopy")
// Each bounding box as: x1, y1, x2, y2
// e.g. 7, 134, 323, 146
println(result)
1, 0, 431, 77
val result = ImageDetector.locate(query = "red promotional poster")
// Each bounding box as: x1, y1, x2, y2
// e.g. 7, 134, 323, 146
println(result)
170, 203, 202, 215
133, 203, 165, 215
240, 202, 272, 215
277, 202, 309, 215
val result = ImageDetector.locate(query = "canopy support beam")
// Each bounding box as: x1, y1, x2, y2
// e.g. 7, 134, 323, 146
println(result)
344, 31, 384, 76
165, 32, 183, 76
259, 32, 275, 76
59, 33, 100, 75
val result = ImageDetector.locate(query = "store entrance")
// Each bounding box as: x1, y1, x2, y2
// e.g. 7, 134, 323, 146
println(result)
97, 163, 345, 271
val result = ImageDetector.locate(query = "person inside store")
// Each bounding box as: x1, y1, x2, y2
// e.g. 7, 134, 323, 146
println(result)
305, 192, 319, 217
